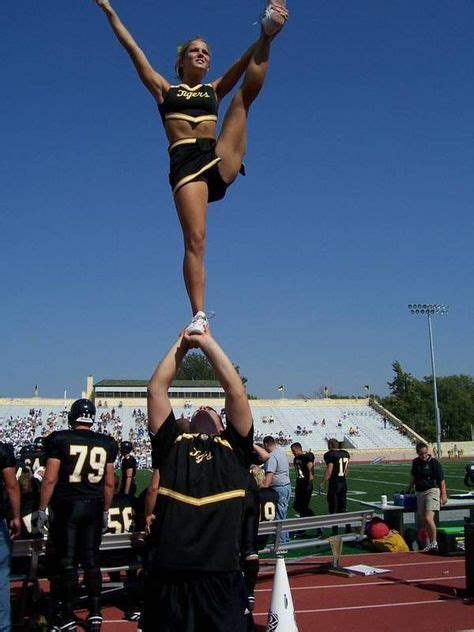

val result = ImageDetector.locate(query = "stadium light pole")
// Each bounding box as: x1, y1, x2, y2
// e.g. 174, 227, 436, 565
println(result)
408, 304, 449, 459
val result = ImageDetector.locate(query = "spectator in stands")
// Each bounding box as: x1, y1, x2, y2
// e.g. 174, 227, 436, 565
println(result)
0, 442, 21, 631
145, 326, 254, 631
407, 441, 447, 552
253, 436, 291, 550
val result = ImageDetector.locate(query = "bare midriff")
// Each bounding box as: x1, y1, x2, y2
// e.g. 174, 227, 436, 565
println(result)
164, 119, 217, 145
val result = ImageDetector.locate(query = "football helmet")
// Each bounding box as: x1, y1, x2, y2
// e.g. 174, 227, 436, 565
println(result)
120, 441, 133, 455
68, 399, 96, 425
465, 463, 474, 487
33, 436, 44, 448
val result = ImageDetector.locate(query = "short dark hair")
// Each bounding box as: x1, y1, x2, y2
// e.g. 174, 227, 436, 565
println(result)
291, 442, 302, 450
328, 438, 339, 450
416, 441, 428, 453
263, 436, 275, 446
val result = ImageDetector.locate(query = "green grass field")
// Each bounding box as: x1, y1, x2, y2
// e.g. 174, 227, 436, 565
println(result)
131, 459, 471, 556
134, 459, 471, 513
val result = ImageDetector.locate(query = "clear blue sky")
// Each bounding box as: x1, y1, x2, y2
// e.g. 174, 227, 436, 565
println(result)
2, 1, 473, 399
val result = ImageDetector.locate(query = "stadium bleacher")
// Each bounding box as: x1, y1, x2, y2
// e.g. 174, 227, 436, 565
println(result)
0, 398, 415, 454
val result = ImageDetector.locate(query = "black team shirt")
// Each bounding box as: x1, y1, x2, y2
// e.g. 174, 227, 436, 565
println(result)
150, 411, 253, 572
411, 455, 444, 492
0, 442, 16, 520
293, 451, 315, 485
44, 429, 118, 500
324, 449, 350, 483
119, 454, 137, 495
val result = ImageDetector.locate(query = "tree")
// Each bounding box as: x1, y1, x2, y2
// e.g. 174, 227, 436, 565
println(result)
381, 362, 474, 441
175, 351, 248, 386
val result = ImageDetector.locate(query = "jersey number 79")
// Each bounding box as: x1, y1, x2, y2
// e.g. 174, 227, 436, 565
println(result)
69, 445, 107, 483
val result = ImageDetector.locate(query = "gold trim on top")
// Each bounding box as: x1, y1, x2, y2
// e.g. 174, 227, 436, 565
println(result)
159, 486, 246, 506
168, 83, 213, 91
165, 113, 218, 124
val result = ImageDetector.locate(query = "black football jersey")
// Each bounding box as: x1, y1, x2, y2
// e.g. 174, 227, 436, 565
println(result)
324, 449, 350, 482
411, 455, 444, 492
119, 455, 137, 495
0, 442, 16, 519
465, 463, 474, 486
19, 447, 46, 473
293, 452, 315, 483
150, 410, 253, 572
107, 492, 135, 534
258, 487, 279, 523
44, 429, 118, 500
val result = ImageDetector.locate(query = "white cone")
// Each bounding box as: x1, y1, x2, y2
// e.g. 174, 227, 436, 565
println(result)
266, 557, 298, 632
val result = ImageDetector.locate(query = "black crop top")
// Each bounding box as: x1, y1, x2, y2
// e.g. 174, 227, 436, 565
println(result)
158, 83, 218, 125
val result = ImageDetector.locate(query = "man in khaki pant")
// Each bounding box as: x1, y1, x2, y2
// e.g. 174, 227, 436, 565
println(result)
408, 442, 447, 552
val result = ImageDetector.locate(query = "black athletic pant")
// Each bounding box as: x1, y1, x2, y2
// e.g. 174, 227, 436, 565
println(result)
49, 498, 104, 618
327, 480, 349, 535
293, 482, 314, 517
143, 569, 250, 632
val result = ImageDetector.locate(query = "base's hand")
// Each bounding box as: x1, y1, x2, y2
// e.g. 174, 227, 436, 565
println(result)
272, 5, 289, 21
184, 326, 212, 349
95, 0, 111, 9
440, 493, 448, 506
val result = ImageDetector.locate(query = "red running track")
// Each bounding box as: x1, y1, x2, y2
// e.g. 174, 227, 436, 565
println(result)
20, 551, 472, 631
253, 551, 473, 632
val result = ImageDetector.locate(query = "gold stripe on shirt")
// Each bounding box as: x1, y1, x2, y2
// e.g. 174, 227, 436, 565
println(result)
159, 486, 246, 506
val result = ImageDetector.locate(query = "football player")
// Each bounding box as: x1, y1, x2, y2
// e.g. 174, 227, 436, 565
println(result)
18, 470, 41, 539
290, 442, 315, 518
37, 399, 118, 632
17, 440, 45, 479
0, 442, 21, 631
464, 463, 474, 488
119, 441, 137, 497
321, 438, 351, 535
241, 464, 278, 612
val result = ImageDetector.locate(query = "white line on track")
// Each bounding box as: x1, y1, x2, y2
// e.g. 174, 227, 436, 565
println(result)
253, 598, 456, 617
255, 575, 464, 592
261, 558, 465, 569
